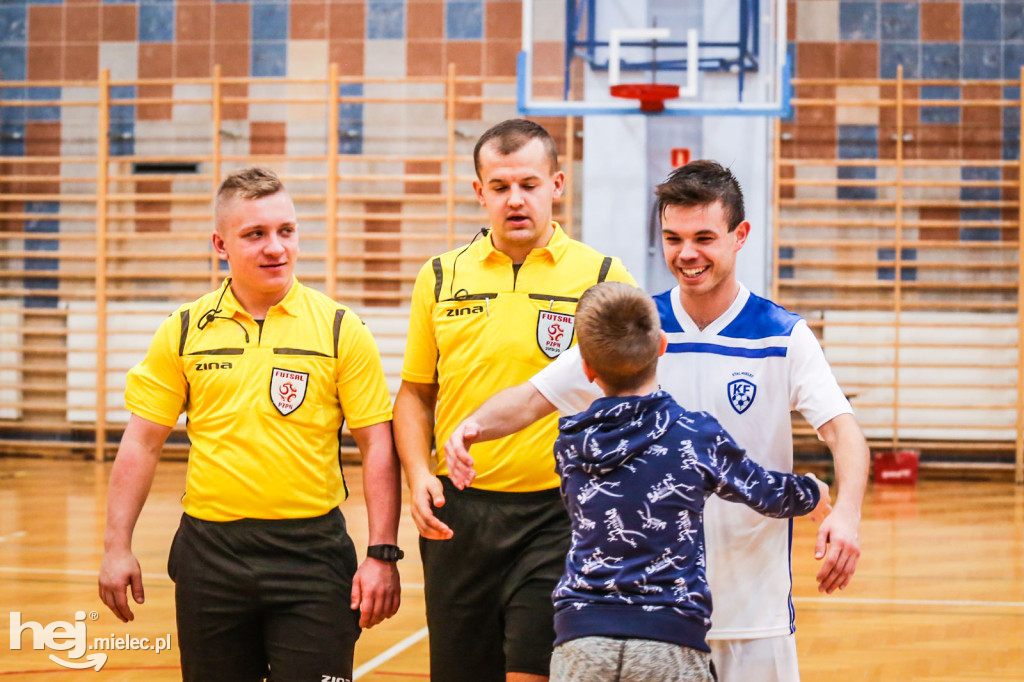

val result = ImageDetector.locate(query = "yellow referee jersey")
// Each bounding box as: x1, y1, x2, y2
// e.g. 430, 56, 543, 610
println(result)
126, 278, 392, 522
402, 223, 634, 492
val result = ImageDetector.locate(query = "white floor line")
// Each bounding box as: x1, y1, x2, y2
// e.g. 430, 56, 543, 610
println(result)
2, 566, 1022, 611
0, 565, 413, 586
794, 596, 1024, 609
353, 626, 429, 680
3, 566, 1022, 611
0, 566, 171, 581
0, 531, 27, 543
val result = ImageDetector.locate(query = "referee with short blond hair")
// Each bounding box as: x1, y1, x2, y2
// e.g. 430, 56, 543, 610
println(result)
99, 167, 404, 682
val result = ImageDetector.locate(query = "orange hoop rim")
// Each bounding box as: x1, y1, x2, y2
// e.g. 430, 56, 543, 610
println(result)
609, 83, 681, 112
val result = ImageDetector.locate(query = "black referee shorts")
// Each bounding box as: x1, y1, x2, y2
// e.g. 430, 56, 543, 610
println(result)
167, 509, 361, 682
420, 477, 571, 682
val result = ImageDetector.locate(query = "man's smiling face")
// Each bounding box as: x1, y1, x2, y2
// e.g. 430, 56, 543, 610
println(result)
212, 190, 299, 308
661, 200, 748, 301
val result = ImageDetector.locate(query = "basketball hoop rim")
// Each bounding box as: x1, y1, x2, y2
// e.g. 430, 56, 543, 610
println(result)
609, 83, 681, 113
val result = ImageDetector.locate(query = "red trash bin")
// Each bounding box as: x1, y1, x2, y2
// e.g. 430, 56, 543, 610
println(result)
873, 450, 919, 485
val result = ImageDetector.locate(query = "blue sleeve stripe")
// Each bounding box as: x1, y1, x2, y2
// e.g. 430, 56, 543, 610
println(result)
721, 293, 801, 339
665, 342, 788, 358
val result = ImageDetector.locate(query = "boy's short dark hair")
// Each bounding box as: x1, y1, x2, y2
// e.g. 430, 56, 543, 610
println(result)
575, 282, 661, 394
472, 119, 559, 178
654, 159, 745, 231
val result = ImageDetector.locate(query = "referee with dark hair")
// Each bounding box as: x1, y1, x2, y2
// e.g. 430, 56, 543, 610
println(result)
98, 166, 403, 682
394, 119, 634, 682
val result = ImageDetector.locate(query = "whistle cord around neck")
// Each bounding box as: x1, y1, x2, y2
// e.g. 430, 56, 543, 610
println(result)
196, 278, 251, 343
449, 227, 489, 300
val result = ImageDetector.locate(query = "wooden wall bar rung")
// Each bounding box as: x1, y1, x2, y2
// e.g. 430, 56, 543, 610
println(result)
779, 260, 1016, 271
2, 68, 1020, 473
779, 73, 1023, 477
780, 238, 1018, 250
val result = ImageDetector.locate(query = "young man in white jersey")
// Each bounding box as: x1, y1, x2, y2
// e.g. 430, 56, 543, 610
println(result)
443, 160, 869, 682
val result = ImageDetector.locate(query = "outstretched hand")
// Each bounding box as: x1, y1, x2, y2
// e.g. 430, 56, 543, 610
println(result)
814, 503, 861, 593
444, 420, 481, 490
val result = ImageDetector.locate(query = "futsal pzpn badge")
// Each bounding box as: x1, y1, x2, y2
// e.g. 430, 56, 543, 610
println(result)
727, 378, 756, 414
537, 310, 575, 358
270, 367, 309, 416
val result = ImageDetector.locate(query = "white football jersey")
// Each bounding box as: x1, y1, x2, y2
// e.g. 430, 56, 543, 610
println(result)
531, 284, 852, 639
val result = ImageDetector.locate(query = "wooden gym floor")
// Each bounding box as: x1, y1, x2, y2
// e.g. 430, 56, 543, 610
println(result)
1, 458, 1022, 681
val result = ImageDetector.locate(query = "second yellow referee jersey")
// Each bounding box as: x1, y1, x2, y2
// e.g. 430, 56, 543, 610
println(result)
402, 223, 634, 492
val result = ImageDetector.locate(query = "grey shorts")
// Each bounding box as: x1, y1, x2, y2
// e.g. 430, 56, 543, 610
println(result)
551, 636, 716, 682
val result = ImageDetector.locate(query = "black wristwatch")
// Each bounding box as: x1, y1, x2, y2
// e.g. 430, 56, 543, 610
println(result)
366, 544, 404, 562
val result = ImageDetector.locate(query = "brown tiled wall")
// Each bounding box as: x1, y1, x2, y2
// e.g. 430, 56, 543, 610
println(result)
134, 179, 171, 234
920, 3, 960, 43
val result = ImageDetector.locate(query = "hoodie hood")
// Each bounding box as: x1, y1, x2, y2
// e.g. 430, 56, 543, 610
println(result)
556, 390, 678, 476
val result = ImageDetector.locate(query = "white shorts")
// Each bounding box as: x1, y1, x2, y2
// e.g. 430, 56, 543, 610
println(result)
709, 634, 799, 682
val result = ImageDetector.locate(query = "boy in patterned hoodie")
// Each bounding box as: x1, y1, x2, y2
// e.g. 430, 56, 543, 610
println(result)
549, 282, 831, 682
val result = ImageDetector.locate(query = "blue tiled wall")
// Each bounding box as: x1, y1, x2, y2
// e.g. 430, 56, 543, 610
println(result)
881, 3, 918, 42
964, 44, 1000, 79
109, 85, 136, 157
964, 4, 1001, 42
880, 42, 919, 79
139, 3, 175, 42
251, 2, 288, 75
841, 3, 878, 41
821, 0, 1024, 82
338, 82, 363, 154
446, 1, 483, 41
26, 86, 60, 122
0, 6, 27, 43
251, 42, 287, 77
920, 85, 959, 125
367, 0, 404, 40
1002, 4, 1024, 42
837, 125, 878, 201
252, 3, 288, 40
960, 166, 1003, 242
792, 0, 1024, 282
0, 3, 26, 82
877, 247, 917, 281
922, 44, 960, 79
24, 202, 59, 309
1003, 85, 1020, 160
0, 122, 24, 156
777, 245, 794, 280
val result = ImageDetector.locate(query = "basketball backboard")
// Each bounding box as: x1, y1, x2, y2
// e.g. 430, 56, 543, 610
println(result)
517, 0, 791, 117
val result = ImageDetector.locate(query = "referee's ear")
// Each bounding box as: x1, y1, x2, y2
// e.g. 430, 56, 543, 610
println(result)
211, 231, 228, 262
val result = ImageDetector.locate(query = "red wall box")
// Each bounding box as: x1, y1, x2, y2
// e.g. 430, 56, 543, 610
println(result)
873, 450, 919, 485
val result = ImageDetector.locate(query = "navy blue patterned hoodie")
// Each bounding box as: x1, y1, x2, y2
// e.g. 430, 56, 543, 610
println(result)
552, 390, 821, 651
